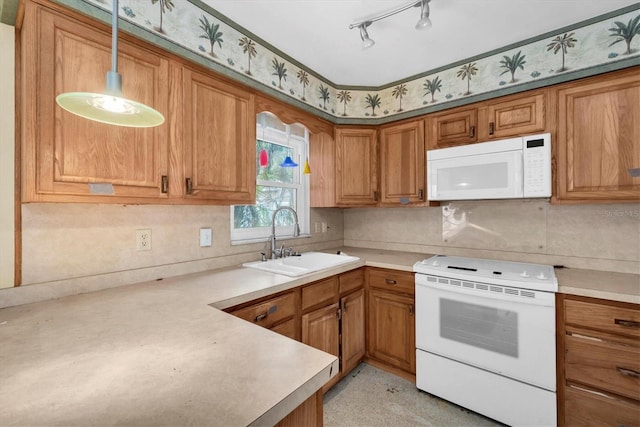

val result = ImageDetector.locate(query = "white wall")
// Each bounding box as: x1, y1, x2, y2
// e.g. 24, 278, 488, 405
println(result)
0, 22, 15, 289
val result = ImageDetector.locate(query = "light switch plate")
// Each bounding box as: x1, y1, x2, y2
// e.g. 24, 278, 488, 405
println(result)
200, 228, 212, 247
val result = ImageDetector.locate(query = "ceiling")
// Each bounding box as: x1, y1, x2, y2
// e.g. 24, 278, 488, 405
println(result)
205, 0, 639, 87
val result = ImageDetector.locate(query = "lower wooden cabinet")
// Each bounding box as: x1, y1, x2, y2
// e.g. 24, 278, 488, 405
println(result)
226, 290, 299, 341
367, 289, 415, 374
365, 267, 415, 375
301, 270, 366, 391
558, 294, 640, 426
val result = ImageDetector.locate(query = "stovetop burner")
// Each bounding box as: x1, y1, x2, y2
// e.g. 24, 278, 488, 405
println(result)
413, 255, 558, 292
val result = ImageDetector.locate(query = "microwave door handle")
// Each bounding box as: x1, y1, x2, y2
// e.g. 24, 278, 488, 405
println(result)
514, 151, 524, 197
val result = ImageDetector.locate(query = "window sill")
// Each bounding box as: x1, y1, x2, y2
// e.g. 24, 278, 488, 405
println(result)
230, 233, 312, 246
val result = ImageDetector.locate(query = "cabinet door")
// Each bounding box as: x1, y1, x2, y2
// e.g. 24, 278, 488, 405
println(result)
426, 107, 478, 149
557, 70, 640, 202
302, 303, 340, 391
484, 92, 546, 139
309, 132, 336, 207
302, 303, 339, 357
22, 3, 169, 202
367, 289, 415, 373
181, 66, 256, 203
379, 120, 426, 205
335, 128, 378, 205
341, 289, 365, 375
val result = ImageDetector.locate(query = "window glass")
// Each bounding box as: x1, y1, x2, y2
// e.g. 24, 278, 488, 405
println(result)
231, 113, 309, 243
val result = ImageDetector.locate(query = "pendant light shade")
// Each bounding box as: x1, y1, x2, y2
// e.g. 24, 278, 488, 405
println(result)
303, 158, 311, 174
55, 0, 164, 128
280, 156, 298, 168
259, 149, 269, 167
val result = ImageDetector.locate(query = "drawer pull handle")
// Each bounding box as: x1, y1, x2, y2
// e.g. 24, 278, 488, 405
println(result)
469, 126, 475, 138
254, 312, 268, 322
615, 318, 640, 328
385, 279, 397, 285
409, 304, 414, 315
617, 367, 640, 378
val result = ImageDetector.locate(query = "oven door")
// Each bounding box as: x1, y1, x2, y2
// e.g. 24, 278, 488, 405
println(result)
415, 273, 556, 391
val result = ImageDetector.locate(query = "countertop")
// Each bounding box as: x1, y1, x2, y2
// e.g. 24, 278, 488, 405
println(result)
0, 247, 637, 426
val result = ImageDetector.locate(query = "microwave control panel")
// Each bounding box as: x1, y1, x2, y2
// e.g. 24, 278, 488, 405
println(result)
522, 133, 551, 197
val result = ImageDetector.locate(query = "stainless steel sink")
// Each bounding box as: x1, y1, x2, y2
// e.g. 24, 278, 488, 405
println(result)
242, 251, 359, 277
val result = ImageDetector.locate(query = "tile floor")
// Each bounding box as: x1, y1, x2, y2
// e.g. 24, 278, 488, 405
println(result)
324, 363, 504, 427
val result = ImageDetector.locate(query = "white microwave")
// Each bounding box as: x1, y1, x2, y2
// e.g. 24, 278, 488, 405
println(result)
427, 133, 551, 201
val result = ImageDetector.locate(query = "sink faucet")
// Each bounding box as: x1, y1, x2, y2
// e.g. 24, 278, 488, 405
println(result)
270, 206, 300, 259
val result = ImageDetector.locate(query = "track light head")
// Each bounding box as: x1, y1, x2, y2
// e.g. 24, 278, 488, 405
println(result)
415, 0, 432, 30
359, 22, 375, 49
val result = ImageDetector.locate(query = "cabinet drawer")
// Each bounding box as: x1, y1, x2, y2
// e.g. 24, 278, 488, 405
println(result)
565, 334, 640, 400
565, 299, 640, 339
229, 292, 296, 329
339, 268, 364, 295
301, 277, 339, 312
270, 318, 298, 341
565, 385, 640, 427
367, 268, 414, 295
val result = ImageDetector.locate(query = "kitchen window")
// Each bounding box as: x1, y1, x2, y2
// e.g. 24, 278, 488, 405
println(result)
231, 112, 310, 243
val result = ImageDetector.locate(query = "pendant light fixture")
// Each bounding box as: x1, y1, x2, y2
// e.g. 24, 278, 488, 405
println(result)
55, 0, 164, 128
279, 127, 298, 168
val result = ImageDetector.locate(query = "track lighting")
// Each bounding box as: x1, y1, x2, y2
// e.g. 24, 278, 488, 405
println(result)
349, 0, 432, 49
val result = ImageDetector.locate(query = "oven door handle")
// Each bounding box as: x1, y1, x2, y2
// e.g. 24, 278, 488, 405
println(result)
415, 279, 555, 307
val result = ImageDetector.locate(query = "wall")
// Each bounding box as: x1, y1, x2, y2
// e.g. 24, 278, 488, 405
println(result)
0, 22, 15, 289
0, 204, 342, 306
344, 201, 640, 275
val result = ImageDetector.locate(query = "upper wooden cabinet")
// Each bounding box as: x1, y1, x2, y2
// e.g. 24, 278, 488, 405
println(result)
555, 68, 640, 203
425, 107, 478, 149
379, 119, 426, 205
179, 66, 255, 203
309, 132, 336, 208
335, 127, 378, 206
21, 2, 170, 202
426, 89, 550, 149
21, 1, 256, 205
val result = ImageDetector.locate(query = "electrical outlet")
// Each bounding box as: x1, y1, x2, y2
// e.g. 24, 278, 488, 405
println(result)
200, 227, 212, 247
136, 229, 152, 251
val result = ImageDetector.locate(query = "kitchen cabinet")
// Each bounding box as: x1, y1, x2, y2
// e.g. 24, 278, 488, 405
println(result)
309, 131, 336, 207
555, 67, 640, 203
21, 0, 256, 205
21, 1, 170, 203
226, 290, 300, 341
179, 65, 255, 203
425, 89, 549, 149
366, 268, 415, 375
558, 294, 640, 427
301, 270, 365, 391
379, 119, 427, 205
335, 127, 378, 206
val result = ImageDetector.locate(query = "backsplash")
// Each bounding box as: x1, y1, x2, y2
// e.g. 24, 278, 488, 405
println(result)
17, 204, 343, 291
344, 201, 640, 274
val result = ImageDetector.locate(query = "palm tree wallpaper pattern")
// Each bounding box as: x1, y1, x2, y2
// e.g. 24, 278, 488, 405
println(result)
86, 1, 639, 120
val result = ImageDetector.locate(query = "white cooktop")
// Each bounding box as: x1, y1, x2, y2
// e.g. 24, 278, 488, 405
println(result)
413, 255, 558, 293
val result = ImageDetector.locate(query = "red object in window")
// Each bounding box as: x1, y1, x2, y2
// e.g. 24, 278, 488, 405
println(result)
259, 149, 268, 167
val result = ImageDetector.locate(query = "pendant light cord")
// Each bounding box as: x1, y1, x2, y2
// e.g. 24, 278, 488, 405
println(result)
111, 0, 119, 74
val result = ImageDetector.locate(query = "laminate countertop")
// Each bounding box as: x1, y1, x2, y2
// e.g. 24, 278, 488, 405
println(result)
0, 247, 637, 427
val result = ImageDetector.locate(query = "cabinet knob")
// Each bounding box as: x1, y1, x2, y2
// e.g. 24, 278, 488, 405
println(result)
489, 122, 495, 135
617, 366, 640, 378
185, 177, 193, 194
161, 175, 168, 194
385, 279, 397, 285
469, 126, 475, 138
373, 191, 379, 201
615, 318, 640, 328
409, 304, 414, 315
418, 189, 424, 200
254, 312, 268, 322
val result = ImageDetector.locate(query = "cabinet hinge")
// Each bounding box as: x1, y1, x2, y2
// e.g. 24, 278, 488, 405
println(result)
337, 308, 342, 320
